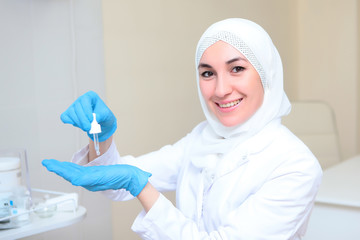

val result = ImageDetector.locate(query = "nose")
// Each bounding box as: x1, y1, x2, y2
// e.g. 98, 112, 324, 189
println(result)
214, 73, 232, 97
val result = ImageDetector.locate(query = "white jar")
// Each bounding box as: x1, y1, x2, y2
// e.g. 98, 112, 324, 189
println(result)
0, 157, 21, 192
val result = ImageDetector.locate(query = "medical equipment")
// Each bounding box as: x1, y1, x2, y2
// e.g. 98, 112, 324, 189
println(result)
0, 157, 21, 192
90, 113, 101, 156
0, 149, 80, 229
32, 189, 78, 217
0, 150, 83, 235
0, 189, 79, 226
0, 149, 31, 229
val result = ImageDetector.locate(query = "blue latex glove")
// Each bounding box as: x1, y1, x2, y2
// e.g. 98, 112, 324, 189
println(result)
60, 91, 117, 142
42, 159, 152, 197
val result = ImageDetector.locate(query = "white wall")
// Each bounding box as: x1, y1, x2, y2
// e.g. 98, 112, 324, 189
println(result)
0, 0, 112, 239
358, 1, 360, 153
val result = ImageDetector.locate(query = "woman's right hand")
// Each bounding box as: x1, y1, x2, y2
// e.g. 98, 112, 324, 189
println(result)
60, 91, 117, 142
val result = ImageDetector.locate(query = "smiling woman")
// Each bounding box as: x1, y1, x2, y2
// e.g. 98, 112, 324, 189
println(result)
42, 18, 323, 240
198, 41, 264, 127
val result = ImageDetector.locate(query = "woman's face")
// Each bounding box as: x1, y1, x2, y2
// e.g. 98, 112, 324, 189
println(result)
198, 41, 264, 127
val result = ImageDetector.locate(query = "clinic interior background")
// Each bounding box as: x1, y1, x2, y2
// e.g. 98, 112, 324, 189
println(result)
0, 0, 359, 239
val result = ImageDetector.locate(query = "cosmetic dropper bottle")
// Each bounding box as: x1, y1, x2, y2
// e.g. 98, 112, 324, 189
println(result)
90, 113, 101, 156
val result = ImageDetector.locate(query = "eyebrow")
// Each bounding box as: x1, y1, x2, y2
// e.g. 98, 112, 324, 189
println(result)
198, 63, 212, 69
226, 57, 248, 64
198, 57, 248, 69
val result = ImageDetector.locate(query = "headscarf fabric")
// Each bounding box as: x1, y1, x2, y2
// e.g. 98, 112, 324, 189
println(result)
193, 18, 291, 156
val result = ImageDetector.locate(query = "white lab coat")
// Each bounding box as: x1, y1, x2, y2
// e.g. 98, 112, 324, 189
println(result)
72, 120, 322, 240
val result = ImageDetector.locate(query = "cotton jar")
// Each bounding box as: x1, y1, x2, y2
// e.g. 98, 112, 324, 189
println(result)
0, 157, 21, 192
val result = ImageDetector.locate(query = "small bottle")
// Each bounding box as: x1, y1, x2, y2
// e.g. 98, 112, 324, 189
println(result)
90, 113, 102, 156
12, 186, 30, 227
0, 192, 12, 224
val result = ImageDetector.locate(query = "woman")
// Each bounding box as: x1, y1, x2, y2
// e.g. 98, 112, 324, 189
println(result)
43, 18, 322, 239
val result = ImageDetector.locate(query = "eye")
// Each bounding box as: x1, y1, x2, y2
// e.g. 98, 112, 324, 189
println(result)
200, 71, 214, 78
232, 66, 245, 73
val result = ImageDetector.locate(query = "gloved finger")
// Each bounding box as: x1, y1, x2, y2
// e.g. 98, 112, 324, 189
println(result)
79, 93, 95, 121
92, 101, 117, 142
60, 111, 73, 125
42, 159, 61, 170
87, 90, 99, 105
42, 159, 83, 183
60, 106, 80, 128
92, 98, 107, 123
60, 91, 94, 129
83, 186, 99, 191
63, 165, 110, 190
90, 94, 112, 127
83, 185, 109, 192
61, 106, 90, 132
73, 101, 91, 132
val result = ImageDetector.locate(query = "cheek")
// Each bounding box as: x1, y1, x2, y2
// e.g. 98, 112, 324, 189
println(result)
199, 80, 212, 100
252, 82, 264, 108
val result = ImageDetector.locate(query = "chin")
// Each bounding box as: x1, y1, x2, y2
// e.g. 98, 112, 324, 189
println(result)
218, 116, 248, 127
219, 120, 241, 128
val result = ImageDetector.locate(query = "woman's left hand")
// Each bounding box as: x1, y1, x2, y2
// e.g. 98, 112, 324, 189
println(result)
42, 159, 152, 197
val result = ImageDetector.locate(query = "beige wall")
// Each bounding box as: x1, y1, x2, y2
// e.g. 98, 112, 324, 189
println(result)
102, 0, 298, 157
297, 0, 359, 159
102, 0, 359, 239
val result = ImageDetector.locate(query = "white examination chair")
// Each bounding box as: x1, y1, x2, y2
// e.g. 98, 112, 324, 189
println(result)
282, 101, 341, 169
283, 101, 360, 240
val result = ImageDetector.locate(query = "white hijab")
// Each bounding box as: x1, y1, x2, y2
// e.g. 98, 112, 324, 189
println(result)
192, 18, 291, 157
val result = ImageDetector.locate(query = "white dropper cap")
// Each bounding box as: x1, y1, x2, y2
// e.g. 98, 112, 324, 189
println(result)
89, 113, 101, 134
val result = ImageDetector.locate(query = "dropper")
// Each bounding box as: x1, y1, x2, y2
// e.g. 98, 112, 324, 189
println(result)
90, 113, 102, 156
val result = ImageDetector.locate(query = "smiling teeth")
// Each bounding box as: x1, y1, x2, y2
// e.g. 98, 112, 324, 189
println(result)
219, 99, 241, 108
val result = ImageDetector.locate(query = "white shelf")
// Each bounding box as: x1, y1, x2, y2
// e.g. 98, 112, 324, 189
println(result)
0, 206, 86, 240
0, 189, 86, 239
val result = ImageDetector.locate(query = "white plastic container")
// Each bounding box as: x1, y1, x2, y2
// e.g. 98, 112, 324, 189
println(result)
0, 153, 31, 229
0, 157, 21, 192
